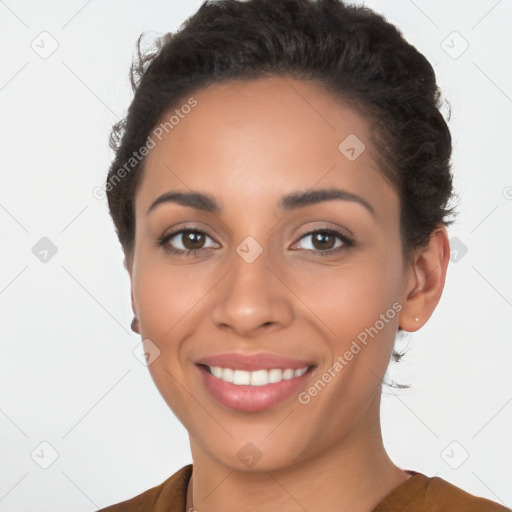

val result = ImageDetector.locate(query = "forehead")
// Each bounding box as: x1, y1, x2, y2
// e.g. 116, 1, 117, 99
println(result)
135, 76, 398, 221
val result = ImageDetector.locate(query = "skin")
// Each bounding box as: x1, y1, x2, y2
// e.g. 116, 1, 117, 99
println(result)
126, 75, 450, 512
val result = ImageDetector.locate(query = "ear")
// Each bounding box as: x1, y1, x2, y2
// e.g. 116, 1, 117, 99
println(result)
398, 226, 450, 332
124, 255, 138, 327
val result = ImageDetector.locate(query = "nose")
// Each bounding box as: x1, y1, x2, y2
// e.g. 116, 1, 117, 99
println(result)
210, 248, 294, 338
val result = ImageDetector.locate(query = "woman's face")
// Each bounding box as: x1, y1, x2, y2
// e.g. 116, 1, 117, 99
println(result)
129, 76, 416, 471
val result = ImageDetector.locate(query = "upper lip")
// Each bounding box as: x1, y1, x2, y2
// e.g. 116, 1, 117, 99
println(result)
196, 352, 315, 371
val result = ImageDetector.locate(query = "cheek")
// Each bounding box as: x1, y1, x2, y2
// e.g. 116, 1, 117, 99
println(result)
132, 253, 212, 426
133, 249, 216, 341
291, 252, 403, 348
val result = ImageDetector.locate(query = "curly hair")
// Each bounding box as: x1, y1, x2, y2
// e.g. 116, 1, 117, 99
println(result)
105, 0, 457, 378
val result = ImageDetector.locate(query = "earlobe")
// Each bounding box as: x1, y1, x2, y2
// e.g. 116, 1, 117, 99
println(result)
130, 284, 140, 334
125, 255, 139, 334
131, 314, 140, 334
398, 226, 450, 332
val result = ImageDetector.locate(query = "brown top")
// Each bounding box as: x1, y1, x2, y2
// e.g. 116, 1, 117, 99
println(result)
97, 464, 510, 512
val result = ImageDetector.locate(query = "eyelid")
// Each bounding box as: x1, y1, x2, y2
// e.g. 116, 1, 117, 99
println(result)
159, 226, 220, 248
291, 226, 354, 252
158, 224, 354, 258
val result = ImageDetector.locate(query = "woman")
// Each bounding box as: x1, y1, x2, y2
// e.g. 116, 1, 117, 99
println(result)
98, 0, 508, 510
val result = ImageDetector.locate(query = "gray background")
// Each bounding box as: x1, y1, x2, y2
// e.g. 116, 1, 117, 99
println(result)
0, 0, 511, 510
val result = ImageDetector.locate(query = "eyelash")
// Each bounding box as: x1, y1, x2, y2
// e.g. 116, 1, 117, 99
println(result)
156, 227, 355, 257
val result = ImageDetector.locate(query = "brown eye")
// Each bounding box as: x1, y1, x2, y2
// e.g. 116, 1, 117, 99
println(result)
295, 229, 353, 255
180, 230, 206, 250
158, 228, 219, 256
310, 232, 336, 250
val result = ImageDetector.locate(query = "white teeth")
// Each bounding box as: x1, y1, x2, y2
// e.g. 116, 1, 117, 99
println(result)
283, 369, 295, 380
250, 369, 269, 386
211, 366, 223, 379
268, 369, 282, 383
294, 367, 308, 377
222, 368, 233, 383
208, 365, 309, 386
232, 369, 251, 385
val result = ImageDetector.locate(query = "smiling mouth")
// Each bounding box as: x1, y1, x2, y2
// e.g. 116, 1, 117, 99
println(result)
196, 362, 317, 412
199, 364, 313, 385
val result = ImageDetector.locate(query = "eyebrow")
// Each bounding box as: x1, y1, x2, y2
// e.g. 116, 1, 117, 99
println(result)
147, 187, 376, 217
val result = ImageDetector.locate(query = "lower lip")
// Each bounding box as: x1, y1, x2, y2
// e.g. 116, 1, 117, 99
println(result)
198, 365, 313, 412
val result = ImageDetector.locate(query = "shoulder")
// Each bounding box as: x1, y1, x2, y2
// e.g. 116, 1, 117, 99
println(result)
422, 475, 509, 511
96, 464, 193, 512
375, 472, 510, 511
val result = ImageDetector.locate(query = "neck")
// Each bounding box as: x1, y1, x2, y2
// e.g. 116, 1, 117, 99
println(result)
187, 392, 410, 512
